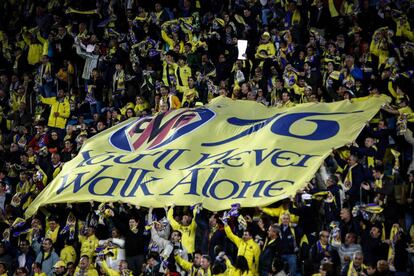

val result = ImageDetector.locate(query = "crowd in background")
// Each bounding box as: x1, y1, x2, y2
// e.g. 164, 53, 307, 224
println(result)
1, 0, 414, 275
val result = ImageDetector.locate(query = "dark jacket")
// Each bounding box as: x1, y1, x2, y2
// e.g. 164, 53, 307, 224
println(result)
111, 212, 147, 257
259, 238, 282, 274
361, 229, 388, 265
279, 225, 296, 255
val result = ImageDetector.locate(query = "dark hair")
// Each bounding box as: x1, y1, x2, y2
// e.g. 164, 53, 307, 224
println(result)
244, 226, 253, 237
129, 216, 139, 223
16, 267, 29, 274
161, 85, 170, 91
126, 108, 136, 117
330, 174, 339, 184
147, 251, 160, 262
320, 262, 335, 275
271, 255, 284, 273
235, 255, 249, 272
80, 255, 90, 261
373, 164, 384, 174
171, 230, 182, 238
44, 238, 53, 245
19, 239, 30, 246
193, 250, 202, 257
211, 262, 226, 274
202, 254, 211, 263
48, 216, 58, 222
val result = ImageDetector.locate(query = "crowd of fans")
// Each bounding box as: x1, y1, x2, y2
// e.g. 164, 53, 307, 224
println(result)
1, 0, 414, 275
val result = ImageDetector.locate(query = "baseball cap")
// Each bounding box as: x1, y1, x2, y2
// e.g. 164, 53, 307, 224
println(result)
54, 260, 66, 269
262, 32, 270, 38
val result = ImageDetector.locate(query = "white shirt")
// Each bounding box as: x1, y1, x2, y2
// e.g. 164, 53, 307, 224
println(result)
18, 253, 26, 268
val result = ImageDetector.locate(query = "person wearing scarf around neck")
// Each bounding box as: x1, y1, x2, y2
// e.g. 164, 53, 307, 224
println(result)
34, 238, 59, 276
175, 252, 212, 276
259, 223, 282, 275
339, 154, 367, 208
340, 251, 366, 276
45, 216, 60, 244
74, 255, 98, 276
310, 230, 337, 273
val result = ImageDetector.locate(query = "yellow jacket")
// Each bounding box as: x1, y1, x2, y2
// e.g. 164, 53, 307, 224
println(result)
224, 258, 254, 276
167, 207, 197, 254
40, 96, 70, 129
99, 260, 133, 276
255, 42, 276, 59
60, 245, 77, 265
16, 181, 32, 195
175, 65, 192, 87
162, 61, 178, 87
9, 91, 26, 112
22, 32, 43, 65
79, 234, 99, 259
134, 101, 150, 114
161, 29, 185, 53
161, 94, 181, 110
175, 255, 212, 276
27, 44, 43, 65
224, 225, 260, 274
177, 86, 199, 105
45, 225, 60, 244
261, 206, 299, 225
74, 265, 99, 276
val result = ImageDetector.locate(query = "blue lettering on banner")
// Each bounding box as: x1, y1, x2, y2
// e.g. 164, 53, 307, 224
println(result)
202, 111, 362, 146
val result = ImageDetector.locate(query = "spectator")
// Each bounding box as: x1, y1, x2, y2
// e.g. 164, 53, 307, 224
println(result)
340, 251, 366, 276
279, 213, 299, 276
167, 205, 198, 257
259, 223, 281, 276
223, 220, 260, 274
35, 238, 59, 276
17, 239, 36, 274
74, 255, 98, 276
40, 89, 70, 138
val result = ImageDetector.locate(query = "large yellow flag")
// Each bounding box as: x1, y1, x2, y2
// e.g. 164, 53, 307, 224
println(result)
26, 96, 388, 218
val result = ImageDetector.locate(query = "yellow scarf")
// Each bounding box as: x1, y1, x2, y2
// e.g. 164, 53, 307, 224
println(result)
130, 226, 138, 234
388, 224, 400, 265
344, 163, 357, 190
66, 7, 100, 17
46, 226, 60, 243
328, 0, 339, 17
346, 261, 366, 276
300, 234, 309, 246
292, 10, 301, 25
375, 178, 382, 189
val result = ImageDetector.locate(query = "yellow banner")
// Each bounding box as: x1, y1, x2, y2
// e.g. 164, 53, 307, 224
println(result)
26, 96, 388, 218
